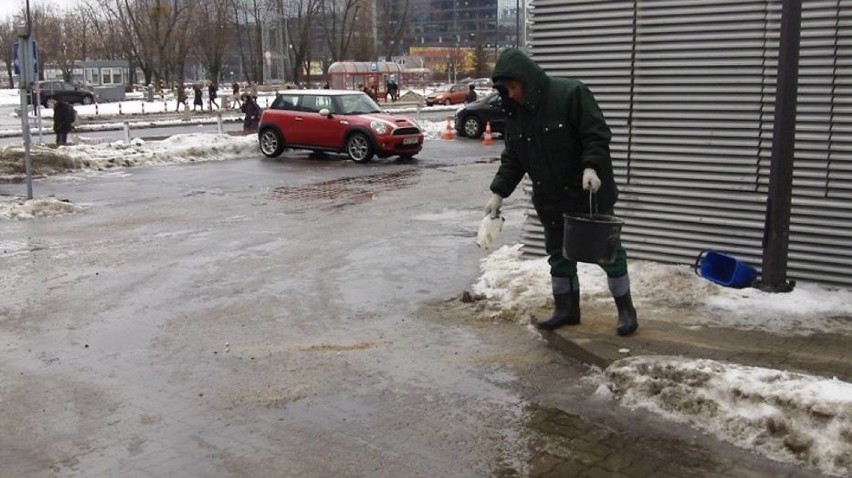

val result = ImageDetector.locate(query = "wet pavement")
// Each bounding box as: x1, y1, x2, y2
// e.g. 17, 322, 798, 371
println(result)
0, 140, 829, 477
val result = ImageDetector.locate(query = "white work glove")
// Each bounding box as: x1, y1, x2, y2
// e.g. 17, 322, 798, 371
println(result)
582, 168, 601, 193
484, 193, 503, 218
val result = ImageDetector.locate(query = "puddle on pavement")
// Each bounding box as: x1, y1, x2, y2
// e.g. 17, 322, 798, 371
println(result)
268, 169, 421, 212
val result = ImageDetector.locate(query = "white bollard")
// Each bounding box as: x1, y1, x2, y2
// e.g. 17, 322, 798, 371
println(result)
217, 111, 223, 134
95, 103, 99, 115
183, 103, 190, 122
123, 121, 130, 143
141, 102, 145, 114
118, 102, 123, 115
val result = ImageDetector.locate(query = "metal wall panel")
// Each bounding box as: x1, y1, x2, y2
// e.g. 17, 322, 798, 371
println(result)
521, 0, 852, 286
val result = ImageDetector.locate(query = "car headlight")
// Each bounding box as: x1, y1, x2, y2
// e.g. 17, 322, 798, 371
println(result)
370, 120, 389, 135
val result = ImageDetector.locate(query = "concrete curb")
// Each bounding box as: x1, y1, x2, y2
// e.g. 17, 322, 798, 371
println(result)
539, 306, 852, 380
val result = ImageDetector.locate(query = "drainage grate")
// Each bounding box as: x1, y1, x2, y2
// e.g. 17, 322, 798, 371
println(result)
268, 169, 421, 211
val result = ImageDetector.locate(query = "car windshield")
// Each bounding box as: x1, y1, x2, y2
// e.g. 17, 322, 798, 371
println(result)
337, 94, 382, 114
434, 85, 453, 93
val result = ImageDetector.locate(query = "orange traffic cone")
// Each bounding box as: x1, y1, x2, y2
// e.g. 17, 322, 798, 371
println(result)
482, 121, 494, 146
442, 117, 454, 140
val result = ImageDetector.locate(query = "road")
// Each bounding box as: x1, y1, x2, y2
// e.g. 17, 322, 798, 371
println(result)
0, 140, 820, 477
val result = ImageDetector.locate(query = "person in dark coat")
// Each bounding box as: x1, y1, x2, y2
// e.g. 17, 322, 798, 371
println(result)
232, 82, 242, 108
465, 83, 478, 103
483, 48, 638, 336
240, 94, 261, 134
192, 84, 203, 111
175, 85, 188, 111
208, 82, 219, 110
52, 99, 75, 146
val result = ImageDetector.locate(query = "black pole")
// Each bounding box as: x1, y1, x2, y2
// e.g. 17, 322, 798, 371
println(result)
25, 0, 31, 35
759, 0, 801, 293
515, 0, 520, 47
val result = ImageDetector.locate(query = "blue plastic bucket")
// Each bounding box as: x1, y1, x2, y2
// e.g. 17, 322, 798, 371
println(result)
693, 250, 758, 288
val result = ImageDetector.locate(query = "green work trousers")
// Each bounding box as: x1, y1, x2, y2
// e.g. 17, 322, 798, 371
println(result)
540, 212, 628, 279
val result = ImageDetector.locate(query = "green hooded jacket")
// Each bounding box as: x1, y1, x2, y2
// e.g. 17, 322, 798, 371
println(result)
489, 49, 618, 223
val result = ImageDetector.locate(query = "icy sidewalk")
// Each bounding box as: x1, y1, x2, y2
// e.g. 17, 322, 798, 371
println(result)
471, 244, 852, 476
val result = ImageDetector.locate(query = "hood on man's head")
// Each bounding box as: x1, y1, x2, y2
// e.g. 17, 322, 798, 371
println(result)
491, 48, 546, 105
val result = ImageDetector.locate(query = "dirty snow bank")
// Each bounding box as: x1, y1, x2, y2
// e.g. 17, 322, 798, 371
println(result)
0, 133, 257, 181
0, 195, 84, 220
472, 244, 852, 336
594, 356, 851, 477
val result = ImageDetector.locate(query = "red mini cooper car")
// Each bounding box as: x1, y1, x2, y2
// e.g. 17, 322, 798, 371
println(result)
258, 90, 424, 162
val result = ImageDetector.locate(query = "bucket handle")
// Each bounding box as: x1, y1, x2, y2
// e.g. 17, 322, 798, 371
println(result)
588, 191, 599, 218
692, 249, 709, 276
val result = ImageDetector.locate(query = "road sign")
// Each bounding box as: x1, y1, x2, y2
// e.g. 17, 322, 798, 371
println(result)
12, 40, 39, 77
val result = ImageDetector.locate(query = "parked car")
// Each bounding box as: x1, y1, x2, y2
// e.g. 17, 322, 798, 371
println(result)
31, 81, 96, 107
454, 92, 507, 139
258, 90, 424, 162
469, 77, 493, 89
425, 83, 471, 106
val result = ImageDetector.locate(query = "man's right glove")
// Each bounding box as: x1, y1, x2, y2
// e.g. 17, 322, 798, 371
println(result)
484, 193, 503, 218
582, 168, 601, 193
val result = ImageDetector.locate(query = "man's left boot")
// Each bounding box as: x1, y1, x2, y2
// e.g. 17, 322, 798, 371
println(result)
608, 274, 638, 336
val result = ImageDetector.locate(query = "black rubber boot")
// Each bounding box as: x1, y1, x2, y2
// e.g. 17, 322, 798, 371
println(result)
536, 276, 581, 330
614, 292, 638, 336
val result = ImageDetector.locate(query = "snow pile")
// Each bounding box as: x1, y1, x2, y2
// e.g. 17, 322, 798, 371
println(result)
597, 356, 851, 476
0, 195, 84, 220
0, 133, 257, 181
472, 244, 852, 335
416, 119, 447, 140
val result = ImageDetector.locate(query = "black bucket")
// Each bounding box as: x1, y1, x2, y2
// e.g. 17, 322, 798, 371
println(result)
562, 212, 624, 264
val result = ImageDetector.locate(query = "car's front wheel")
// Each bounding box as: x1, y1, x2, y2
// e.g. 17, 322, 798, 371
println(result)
462, 116, 484, 139
259, 128, 284, 158
346, 132, 374, 163
82, 96, 93, 105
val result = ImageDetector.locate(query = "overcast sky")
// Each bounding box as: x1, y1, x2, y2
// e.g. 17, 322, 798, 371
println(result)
0, 0, 81, 15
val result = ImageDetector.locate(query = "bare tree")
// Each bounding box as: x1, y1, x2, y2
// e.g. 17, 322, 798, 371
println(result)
101, 0, 194, 87
376, 0, 409, 61
231, 0, 264, 84
319, 0, 361, 62
0, 18, 17, 87
192, 0, 232, 85
284, 0, 323, 85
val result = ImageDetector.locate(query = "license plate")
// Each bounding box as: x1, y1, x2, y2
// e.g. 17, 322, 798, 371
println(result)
402, 137, 418, 145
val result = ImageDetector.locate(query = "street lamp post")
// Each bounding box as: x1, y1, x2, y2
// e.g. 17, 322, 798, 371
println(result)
17, 17, 34, 199
515, 0, 520, 47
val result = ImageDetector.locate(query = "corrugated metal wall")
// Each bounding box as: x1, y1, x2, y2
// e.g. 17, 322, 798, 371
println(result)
521, 0, 852, 286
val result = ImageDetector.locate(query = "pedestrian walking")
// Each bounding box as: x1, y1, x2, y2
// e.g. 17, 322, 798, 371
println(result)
208, 82, 219, 110
232, 82, 242, 108
193, 84, 203, 111
175, 85, 188, 111
465, 83, 477, 103
483, 48, 638, 336
386, 76, 399, 102
241, 94, 261, 134
52, 99, 76, 146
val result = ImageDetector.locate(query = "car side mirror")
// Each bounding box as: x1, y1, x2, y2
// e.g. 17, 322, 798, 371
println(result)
319, 108, 332, 118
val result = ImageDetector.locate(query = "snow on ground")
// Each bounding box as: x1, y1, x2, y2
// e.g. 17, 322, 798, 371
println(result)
0, 133, 258, 184
474, 245, 852, 476
0, 195, 84, 220
589, 356, 852, 477
473, 244, 852, 336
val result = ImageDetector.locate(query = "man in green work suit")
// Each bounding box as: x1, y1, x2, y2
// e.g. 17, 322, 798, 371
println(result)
484, 48, 638, 336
